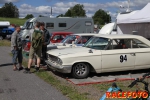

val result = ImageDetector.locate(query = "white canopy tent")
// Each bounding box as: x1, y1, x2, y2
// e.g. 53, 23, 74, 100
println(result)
117, 3, 150, 24
116, 3, 150, 39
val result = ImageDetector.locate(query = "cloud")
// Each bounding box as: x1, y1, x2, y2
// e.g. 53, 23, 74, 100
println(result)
46, 0, 77, 2
0, 0, 20, 4
19, 0, 150, 21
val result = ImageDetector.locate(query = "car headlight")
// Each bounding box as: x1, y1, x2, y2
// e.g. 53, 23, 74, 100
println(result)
57, 58, 63, 65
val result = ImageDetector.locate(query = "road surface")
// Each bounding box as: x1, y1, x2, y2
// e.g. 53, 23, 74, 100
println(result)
0, 46, 69, 100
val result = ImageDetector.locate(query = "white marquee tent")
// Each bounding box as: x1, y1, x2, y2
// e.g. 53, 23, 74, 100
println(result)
116, 3, 150, 39
117, 3, 150, 24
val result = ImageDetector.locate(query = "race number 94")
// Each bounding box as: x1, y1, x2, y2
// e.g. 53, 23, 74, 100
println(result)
120, 55, 127, 63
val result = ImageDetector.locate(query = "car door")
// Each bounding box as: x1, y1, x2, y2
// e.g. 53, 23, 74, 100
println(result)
131, 39, 150, 70
101, 39, 136, 72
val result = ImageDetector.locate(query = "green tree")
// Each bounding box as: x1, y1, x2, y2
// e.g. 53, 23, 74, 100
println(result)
64, 4, 86, 17
65, 9, 72, 17
39, 15, 44, 17
56, 14, 64, 17
93, 9, 111, 25
0, 2, 19, 18
25, 14, 34, 19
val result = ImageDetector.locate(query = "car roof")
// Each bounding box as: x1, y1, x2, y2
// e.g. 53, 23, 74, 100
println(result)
52, 32, 73, 35
73, 33, 98, 36
93, 34, 150, 46
94, 34, 144, 39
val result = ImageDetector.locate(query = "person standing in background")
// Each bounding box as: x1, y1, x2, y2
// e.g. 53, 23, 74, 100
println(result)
24, 22, 43, 73
40, 22, 50, 67
11, 25, 23, 71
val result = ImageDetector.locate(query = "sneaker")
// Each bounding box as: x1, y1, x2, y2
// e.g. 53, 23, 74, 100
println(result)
18, 67, 24, 71
35, 67, 40, 72
34, 65, 37, 69
23, 68, 31, 74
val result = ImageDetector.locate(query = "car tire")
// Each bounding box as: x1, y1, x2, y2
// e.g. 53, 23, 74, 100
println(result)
72, 63, 90, 79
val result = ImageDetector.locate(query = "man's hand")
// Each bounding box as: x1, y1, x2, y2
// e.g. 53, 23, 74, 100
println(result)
14, 46, 17, 50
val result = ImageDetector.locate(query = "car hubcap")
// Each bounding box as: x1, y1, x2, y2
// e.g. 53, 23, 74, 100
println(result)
75, 63, 87, 76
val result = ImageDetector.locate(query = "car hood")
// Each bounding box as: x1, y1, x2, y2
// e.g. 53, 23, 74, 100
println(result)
47, 47, 90, 56
47, 43, 64, 47
47, 43, 83, 49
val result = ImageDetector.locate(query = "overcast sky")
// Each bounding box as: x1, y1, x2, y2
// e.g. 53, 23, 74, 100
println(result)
0, 0, 150, 21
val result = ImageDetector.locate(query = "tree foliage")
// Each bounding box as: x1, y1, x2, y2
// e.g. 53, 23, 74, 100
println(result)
56, 14, 64, 17
0, 2, 19, 18
25, 14, 34, 19
64, 4, 86, 17
39, 15, 44, 17
93, 9, 111, 25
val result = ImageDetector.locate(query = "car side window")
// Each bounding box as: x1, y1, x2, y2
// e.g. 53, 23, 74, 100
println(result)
132, 39, 150, 48
78, 36, 91, 44
53, 35, 61, 40
61, 35, 65, 39
107, 39, 132, 50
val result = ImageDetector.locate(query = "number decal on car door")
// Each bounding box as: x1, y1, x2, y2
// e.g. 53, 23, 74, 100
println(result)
120, 55, 127, 63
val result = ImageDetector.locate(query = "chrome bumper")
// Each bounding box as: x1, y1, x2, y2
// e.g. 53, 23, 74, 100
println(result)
45, 60, 72, 73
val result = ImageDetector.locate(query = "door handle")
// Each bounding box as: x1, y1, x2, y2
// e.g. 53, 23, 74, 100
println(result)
130, 53, 136, 56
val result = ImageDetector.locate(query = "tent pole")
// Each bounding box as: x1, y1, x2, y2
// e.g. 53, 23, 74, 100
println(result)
127, 0, 130, 12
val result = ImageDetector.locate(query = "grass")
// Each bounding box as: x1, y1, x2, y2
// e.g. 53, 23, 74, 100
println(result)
36, 71, 89, 100
21, 55, 89, 100
93, 80, 150, 100
0, 17, 27, 26
0, 40, 11, 46
21, 50, 89, 100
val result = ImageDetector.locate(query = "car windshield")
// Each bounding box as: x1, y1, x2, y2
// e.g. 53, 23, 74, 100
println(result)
26, 22, 33, 29
61, 35, 81, 44
22, 21, 29, 29
83, 37, 109, 50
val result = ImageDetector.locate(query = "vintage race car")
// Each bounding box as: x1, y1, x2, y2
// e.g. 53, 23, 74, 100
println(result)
47, 33, 97, 50
46, 34, 150, 79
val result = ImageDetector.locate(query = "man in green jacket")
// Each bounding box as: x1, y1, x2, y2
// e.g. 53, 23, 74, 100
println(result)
24, 22, 43, 73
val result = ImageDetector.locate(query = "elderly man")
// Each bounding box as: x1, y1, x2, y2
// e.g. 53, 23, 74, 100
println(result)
11, 25, 23, 71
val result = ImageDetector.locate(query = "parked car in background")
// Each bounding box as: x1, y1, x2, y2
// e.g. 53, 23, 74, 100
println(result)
46, 34, 150, 79
47, 33, 97, 51
23, 40, 30, 52
23, 32, 73, 52
0, 21, 14, 40
0, 28, 14, 40
50, 32, 73, 43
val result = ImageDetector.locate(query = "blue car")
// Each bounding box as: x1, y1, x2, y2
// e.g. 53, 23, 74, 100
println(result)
0, 27, 15, 40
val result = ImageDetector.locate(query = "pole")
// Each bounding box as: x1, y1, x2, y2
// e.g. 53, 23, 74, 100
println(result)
51, 6, 52, 16
127, 0, 130, 11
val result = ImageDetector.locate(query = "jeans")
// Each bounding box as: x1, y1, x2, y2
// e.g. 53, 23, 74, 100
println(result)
11, 49, 23, 64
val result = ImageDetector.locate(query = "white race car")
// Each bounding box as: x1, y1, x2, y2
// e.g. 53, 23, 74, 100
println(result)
46, 34, 150, 79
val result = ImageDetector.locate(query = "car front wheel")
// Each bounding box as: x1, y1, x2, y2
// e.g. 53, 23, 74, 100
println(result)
72, 63, 90, 79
